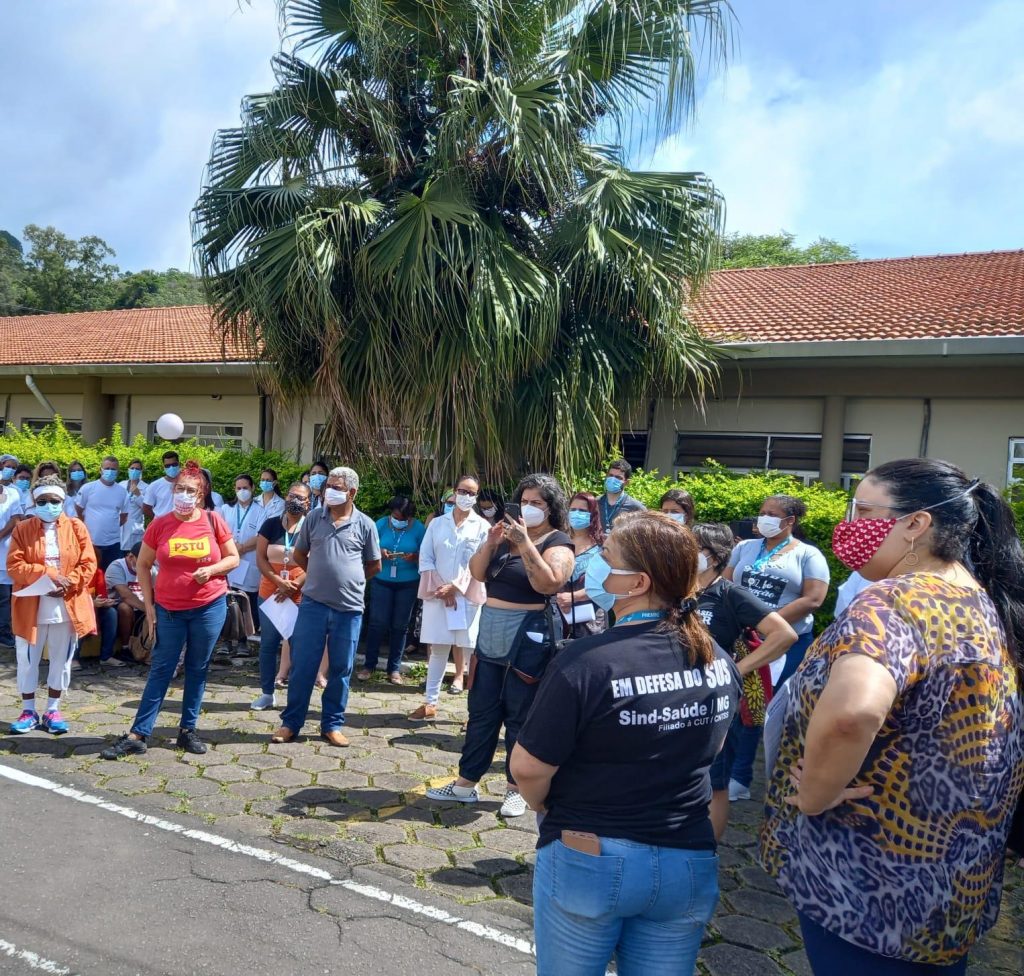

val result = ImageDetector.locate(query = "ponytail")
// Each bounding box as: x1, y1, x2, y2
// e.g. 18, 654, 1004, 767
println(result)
664, 597, 714, 668
968, 483, 1024, 664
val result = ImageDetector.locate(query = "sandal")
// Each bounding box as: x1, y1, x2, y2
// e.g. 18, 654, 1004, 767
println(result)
388, 672, 403, 685
356, 669, 372, 682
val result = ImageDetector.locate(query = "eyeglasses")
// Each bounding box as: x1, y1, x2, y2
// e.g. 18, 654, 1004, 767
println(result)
175, 487, 200, 498
286, 495, 307, 504
844, 498, 907, 522
454, 488, 477, 497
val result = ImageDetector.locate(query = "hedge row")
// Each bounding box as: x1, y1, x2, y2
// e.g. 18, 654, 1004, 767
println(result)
7, 421, 1021, 632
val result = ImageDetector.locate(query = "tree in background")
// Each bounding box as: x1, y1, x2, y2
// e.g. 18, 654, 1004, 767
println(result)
194, 0, 733, 484
0, 226, 205, 314
718, 231, 857, 269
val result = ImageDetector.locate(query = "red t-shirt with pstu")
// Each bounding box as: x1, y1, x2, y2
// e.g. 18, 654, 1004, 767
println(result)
143, 510, 232, 611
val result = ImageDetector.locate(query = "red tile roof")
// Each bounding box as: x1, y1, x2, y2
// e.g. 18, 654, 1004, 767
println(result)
1, 250, 1021, 366
0, 305, 251, 365
690, 249, 1024, 343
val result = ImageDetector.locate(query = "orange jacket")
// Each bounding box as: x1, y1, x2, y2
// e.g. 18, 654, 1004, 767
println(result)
7, 514, 98, 644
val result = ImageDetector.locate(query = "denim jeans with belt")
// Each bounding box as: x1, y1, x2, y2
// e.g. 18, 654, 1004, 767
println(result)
280, 596, 361, 734
533, 837, 719, 976
362, 577, 418, 674
131, 597, 227, 738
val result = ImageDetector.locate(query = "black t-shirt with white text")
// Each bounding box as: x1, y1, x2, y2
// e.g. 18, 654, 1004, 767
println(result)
517, 621, 740, 850
697, 577, 772, 655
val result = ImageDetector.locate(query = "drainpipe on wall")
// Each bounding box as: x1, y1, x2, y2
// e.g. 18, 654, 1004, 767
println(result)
919, 399, 932, 457
25, 375, 57, 417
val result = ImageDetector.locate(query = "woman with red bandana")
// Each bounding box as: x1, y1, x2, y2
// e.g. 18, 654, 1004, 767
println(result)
761, 459, 1024, 975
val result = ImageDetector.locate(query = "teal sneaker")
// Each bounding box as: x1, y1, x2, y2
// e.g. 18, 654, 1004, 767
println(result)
9, 709, 40, 734
41, 710, 69, 735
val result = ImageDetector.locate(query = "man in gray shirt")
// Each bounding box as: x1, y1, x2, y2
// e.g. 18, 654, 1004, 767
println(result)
273, 466, 380, 747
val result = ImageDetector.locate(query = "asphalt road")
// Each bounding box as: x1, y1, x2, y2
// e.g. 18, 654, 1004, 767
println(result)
0, 757, 537, 976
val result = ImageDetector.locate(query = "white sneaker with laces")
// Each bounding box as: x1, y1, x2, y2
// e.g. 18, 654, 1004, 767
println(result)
500, 790, 528, 818
250, 693, 277, 711
728, 778, 751, 802
426, 781, 478, 804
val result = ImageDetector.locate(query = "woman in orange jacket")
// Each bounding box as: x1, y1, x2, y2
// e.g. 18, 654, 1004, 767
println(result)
7, 475, 97, 735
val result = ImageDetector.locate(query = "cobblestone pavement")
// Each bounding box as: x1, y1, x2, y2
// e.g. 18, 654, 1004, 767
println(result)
2, 649, 1022, 975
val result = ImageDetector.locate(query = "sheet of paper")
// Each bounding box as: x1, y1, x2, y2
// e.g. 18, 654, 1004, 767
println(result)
769, 656, 786, 687
445, 597, 468, 632
560, 601, 596, 624
13, 575, 59, 598
261, 596, 299, 640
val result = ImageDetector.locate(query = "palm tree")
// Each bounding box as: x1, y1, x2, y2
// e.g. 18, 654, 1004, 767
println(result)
194, 0, 731, 483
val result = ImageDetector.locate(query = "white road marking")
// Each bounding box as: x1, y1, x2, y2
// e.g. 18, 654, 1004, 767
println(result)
0, 762, 536, 957
0, 936, 74, 974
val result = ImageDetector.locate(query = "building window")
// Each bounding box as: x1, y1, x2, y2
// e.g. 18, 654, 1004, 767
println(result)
1009, 438, 1024, 485
674, 431, 871, 485
619, 432, 649, 471
147, 420, 243, 450
23, 417, 83, 434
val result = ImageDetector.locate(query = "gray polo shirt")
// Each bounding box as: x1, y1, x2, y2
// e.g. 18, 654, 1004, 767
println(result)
295, 506, 381, 613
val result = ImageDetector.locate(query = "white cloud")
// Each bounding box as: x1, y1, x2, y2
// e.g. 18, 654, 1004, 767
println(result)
652, 0, 1024, 257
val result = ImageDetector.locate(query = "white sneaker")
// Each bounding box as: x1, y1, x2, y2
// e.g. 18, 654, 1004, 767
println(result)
250, 693, 277, 711
500, 790, 528, 818
728, 779, 751, 802
426, 781, 478, 804
102, 657, 127, 668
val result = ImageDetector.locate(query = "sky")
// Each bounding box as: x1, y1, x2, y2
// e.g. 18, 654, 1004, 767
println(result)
1, 0, 1021, 272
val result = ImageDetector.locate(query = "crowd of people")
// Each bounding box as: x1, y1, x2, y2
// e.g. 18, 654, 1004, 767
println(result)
3, 450, 1024, 974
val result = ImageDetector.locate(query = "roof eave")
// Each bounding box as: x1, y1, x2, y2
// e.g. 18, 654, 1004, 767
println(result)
0, 362, 257, 377
717, 335, 1024, 365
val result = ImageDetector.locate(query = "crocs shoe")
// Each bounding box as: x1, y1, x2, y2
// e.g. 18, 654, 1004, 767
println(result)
9, 709, 40, 734
41, 710, 69, 736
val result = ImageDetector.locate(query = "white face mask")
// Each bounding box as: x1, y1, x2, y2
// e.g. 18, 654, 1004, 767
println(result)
480, 506, 497, 518
324, 487, 349, 507
236, 489, 252, 504
757, 515, 785, 538
520, 503, 546, 528
455, 494, 477, 512
173, 491, 197, 515
697, 552, 710, 573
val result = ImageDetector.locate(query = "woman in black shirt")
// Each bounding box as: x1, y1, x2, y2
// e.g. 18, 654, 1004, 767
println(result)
693, 522, 796, 838
511, 511, 739, 976
426, 473, 574, 818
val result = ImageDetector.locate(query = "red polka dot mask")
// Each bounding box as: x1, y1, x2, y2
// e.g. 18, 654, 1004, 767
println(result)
831, 516, 898, 571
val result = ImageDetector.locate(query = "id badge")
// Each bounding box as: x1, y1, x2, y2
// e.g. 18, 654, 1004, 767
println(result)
389, 563, 398, 578
280, 568, 290, 581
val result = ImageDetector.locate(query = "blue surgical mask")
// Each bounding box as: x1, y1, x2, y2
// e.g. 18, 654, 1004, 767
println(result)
15, 478, 30, 491
391, 517, 409, 529
568, 510, 592, 531
666, 512, 688, 524
101, 469, 118, 484
259, 480, 274, 494
1, 468, 14, 481
584, 553, 638, 612
443, 502, 455, 515
70, 470, 86, 483
309, 473, 327, 490
128, 469, 143, 481
164, 465, 180, 478
605, 475, 624, 494
35, 502, 62, 523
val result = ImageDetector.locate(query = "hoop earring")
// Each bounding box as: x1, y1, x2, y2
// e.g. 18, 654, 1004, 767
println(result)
905, 537, 920, 567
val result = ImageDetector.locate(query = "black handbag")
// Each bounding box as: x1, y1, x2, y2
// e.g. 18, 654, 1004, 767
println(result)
1008, 787, 1024, 858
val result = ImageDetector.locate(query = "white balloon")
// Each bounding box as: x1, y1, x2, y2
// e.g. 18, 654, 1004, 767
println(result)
155, 413, 185, 440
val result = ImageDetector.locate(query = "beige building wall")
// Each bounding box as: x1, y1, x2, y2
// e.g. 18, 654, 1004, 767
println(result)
2, 392, 88, 429
126, 395, 262, 446
927, 399, 1024, 488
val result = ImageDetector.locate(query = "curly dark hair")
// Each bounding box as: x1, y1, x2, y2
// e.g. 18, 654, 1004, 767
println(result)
512, 473, 569, 532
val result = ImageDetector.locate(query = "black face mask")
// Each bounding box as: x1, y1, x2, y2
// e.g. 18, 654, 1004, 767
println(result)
286, 498, 307, 516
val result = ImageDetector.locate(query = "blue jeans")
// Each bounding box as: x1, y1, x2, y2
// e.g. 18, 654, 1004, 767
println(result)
362, 578, 418, 674
797, 912, 968, 976
130, 597, 227, 738
97, 604, 118, 660
775, 630, 815, 689
534, 838, 719, 976
257, 596, 285, 696
280, 596, 361, 734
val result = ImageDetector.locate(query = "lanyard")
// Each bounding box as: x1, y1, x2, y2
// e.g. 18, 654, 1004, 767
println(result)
235, 503, 251, 534
389, 525, 408, 558
283, 515, 304, 564
615, 610, 667, 627
600, 494, 623, 527
752, 538, 790, 572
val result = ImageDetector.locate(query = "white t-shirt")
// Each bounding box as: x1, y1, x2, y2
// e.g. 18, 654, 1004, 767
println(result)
105, 557, 140, 604
834, 571, 872, 617
119, 479, 148, 550
77, 479, 128, 547
0, 487, 24, 586
143, 478, 177, 518
222, 501, 264, 591
37, 521, 65, 624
